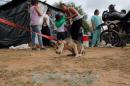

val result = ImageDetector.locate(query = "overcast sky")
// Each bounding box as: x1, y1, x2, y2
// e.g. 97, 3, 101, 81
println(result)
0, 0, 130, 20
42, 0, 130, 20
0, 0, 11, 5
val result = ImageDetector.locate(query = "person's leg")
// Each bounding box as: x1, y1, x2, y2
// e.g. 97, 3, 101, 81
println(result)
35, 25, 43, 48
78, 33, 83, 43
77, 19, 83, 42
70, 22, 77, 40
49, 27, 53, 36
44, 29, 48, 46
46, 27, 51, 46
31, 26, 36, 48
42, 26, 51, 46
61, 32, 66, 40
64, 27, 68, 38
57, 32, 61, 40
96, 29, 101, 47
67, 25, 71, 38
41, 26, 46, 46
71, 19, 82, 41
73, 43, 80, 57
91, 30, 98, 47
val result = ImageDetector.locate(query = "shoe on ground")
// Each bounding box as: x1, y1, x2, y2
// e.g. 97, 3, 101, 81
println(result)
40, 47, 48, 50
32, 48, 40, 51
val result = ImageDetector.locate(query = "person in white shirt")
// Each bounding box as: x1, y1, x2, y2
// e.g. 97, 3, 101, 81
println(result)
55, 14, 66, 40
41, 10, 51, 47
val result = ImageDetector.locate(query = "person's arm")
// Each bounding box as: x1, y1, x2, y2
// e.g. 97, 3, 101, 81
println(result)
91, 17, 96, 31
43, 15, 47, 26
100, 17, 103, 24
34, 5, 42, 16
67, 7, 78, 19
46, 15, 50, 27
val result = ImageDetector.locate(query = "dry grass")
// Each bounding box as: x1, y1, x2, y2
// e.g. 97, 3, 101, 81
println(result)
0, 47, 130, 86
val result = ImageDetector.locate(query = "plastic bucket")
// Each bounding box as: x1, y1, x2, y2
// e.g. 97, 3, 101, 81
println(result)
82, 35, 89, 47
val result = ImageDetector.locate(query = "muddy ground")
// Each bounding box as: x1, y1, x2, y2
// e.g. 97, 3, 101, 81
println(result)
0, 46, 130, 86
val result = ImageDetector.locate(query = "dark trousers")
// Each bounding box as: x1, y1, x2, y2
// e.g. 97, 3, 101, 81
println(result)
41, 26, 51, 46
70, 19, 82, 42
57, 32, 66, 40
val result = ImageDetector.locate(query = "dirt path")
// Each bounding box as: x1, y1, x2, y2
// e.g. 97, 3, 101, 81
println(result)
0, 47, 130, 86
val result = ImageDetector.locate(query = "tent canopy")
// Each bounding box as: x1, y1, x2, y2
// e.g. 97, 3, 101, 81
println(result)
0, 0, 62, 48
0, 0, 30, 48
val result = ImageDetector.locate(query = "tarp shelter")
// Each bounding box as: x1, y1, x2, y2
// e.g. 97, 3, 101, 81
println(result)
0, 0, 62, 48
0, 0, 30, 48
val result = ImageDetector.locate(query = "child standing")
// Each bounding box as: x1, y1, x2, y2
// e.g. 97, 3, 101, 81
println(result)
55, 14, 66, 40
42, 10, 51, 47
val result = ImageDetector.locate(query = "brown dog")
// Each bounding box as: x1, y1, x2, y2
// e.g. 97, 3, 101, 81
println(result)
55, 38, 85, 57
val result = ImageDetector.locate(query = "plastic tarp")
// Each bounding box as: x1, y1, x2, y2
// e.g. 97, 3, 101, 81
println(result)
102, 10, 130, 21
0, 0, 30, 48
0, 0, 63, 48
102, 11, 124, 21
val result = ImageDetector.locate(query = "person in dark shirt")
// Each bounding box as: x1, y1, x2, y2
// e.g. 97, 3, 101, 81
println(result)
108, 4, 117, 13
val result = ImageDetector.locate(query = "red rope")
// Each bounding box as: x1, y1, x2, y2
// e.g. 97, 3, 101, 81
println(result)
0, 18, 56, 40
